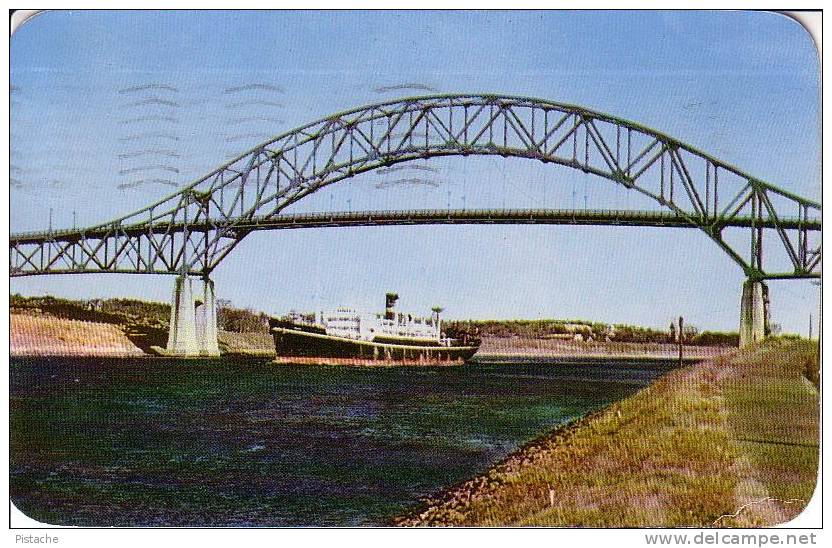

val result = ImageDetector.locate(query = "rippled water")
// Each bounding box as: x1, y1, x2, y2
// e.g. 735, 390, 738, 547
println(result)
10, 357, 673, 526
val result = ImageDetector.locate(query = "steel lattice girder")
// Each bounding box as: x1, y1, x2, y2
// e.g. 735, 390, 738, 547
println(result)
9, 94, 822, 279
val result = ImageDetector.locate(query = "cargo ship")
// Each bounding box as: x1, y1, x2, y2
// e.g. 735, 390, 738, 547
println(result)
269, 293, 480, 365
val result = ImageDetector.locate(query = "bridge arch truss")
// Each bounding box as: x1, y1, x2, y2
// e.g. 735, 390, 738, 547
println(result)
10, 94, 821, 280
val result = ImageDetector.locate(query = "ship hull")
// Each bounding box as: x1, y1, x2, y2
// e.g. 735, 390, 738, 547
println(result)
271, 326, 479, 364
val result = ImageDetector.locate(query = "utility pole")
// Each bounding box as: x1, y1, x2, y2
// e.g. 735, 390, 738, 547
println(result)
678, 316, 684, 368
809, 314, 813, 340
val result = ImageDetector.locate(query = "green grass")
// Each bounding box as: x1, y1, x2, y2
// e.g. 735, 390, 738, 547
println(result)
721, 340, 819, 517
396, 340, 819, 527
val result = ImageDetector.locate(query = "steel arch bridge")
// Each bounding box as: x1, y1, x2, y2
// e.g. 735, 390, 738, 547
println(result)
10, 94, 821, 281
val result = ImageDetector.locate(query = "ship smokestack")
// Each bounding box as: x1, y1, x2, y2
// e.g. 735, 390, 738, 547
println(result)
431, 306, 444, 339
385, 292, 399, 320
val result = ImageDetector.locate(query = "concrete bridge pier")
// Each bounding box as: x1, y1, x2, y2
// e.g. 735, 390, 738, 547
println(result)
196, 278, 220, 356
165, 276, 220, 357
739, 280, 769, 348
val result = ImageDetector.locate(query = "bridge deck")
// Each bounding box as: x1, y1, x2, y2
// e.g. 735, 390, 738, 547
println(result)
9, 208, 821, 244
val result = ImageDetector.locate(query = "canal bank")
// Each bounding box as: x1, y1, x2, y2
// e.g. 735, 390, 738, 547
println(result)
11, 313, 730, 362
395, 339, 819, 527
10, 313, 276, 358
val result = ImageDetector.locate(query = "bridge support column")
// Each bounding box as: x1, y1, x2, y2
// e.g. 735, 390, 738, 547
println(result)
196, 278, 220, 356
739, 280, 768, 348
165, 276, 220, 357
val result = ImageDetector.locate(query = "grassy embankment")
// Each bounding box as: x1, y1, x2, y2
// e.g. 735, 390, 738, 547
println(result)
396, 339, 819, 527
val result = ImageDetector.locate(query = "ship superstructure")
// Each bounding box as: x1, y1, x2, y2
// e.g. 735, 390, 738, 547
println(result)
270, 293, 478, 364
313, 294, 443, 344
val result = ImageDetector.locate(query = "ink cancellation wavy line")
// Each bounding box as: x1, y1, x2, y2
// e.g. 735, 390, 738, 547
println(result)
375, 164, 440, 174
226, 116, 285, 126
117, 150, 181, 160
123, 97, 181, 108
118, 165, 180, 176
223, 83, 285, 94
682, 99, 718, 111
118, 133, 180, 142
11, 161, 101, 175
118, 83, 179, 94
118, 115, 179, 125
374, 178, 443, 189
117, 178, 179, 189
373, 82, 438, 93
224, 100, 285, 109
14, 178, 66, 188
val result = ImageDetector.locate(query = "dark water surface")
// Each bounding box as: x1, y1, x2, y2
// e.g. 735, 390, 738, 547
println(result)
10, 357, 673, 526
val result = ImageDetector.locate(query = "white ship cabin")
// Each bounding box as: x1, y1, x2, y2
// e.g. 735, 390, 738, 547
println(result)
319, 294, 443, 343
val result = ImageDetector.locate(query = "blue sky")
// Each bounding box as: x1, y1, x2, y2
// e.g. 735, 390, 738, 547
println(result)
10, 10, 821, 334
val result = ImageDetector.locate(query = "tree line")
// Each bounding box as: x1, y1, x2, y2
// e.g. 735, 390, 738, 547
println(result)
443, 319, 740, 346
10, 294, 740, 345
10, 294, 269, 333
